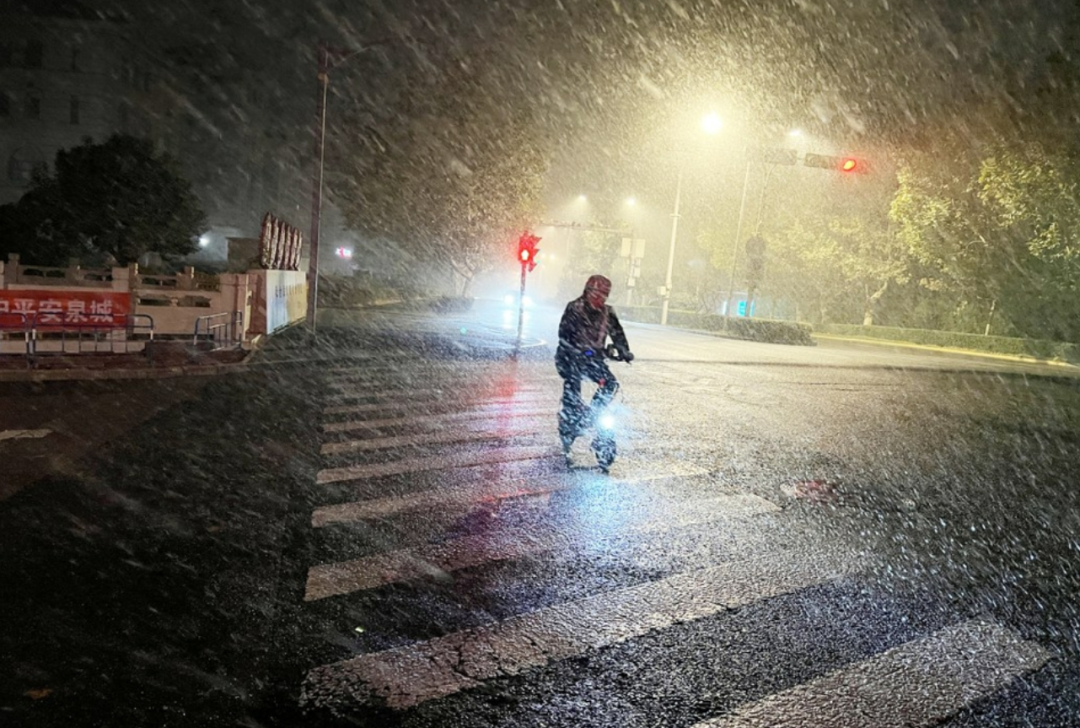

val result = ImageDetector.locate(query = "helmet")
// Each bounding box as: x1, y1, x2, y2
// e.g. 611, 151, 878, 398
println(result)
584, 274, 612, 296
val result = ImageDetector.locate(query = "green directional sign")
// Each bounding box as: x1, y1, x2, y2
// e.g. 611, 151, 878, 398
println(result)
763, 148, 799, 166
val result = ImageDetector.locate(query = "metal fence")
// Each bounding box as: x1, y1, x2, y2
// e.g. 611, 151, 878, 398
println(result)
0, 313, 155, 362
193, 311, 244, 350
0, 312, 34, 360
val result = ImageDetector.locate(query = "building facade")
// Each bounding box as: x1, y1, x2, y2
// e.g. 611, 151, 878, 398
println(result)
0, 1, 309, 264
0, 1, 152, 204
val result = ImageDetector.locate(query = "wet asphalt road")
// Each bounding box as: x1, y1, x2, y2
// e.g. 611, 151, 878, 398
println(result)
3, 303, 1080, 727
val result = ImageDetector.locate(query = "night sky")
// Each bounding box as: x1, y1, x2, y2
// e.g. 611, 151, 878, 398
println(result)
81, 0, 1080, 220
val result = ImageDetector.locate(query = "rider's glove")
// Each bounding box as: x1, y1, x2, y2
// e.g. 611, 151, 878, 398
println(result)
623, 350, 635, 363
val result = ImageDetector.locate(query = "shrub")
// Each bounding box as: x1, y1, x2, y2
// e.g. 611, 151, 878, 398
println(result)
619, 306, 815, 346
815, 323, 1080, 364
430, 296, 475, 314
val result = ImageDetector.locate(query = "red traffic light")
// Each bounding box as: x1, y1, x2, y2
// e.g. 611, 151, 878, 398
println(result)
517, 232, 541, 272
804, 153, 868, 173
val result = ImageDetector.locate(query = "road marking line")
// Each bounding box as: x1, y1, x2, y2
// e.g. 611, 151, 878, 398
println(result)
323, 394, 554, 416
316, 445, 556, 484
694, 619, 1051, 728
311, 466, 714, 526
322, 406, 552, 433
304, 493, 780, 600
0, 429, 52, 441
301, 556, 848, 710
321, 419, 551, 455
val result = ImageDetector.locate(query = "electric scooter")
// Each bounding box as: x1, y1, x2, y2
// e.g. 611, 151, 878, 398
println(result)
561, 344, 630, 473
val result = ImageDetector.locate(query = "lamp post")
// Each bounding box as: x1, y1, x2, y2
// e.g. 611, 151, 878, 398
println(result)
661, 112, 721, 326
306, 42, 331, 331
724, 157, 752, 319
660, 170, 682, 326
307, 38, 400, 332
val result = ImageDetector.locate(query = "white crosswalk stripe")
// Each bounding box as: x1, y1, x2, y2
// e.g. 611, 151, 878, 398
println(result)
324, 382, 555, 402
323, 393, 553, 416
316, 444, 557, 484
321, 419, 552, 455
693, 620, 1050, 728
310, 465, 712, 526
321, 405, 552, 434
301, 554, 850, 710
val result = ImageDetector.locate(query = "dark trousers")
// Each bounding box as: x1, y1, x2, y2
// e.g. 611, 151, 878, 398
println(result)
556, 354, 619, 446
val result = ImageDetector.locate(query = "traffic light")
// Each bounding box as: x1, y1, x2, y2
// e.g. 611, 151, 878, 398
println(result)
517, 232, 540, 272
804, 153, 868, 173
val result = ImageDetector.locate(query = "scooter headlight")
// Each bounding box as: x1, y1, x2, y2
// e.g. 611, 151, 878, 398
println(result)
598, 414, 616, 430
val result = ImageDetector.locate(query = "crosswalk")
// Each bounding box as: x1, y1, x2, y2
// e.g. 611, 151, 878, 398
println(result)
296, 355, 1051, 724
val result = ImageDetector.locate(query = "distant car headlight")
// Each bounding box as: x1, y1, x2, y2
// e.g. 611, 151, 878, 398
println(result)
503, 294, 514, 305
522, 295, 534, 308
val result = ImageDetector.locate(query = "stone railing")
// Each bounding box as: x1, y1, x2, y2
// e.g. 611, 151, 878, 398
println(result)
3, 255, 115, 287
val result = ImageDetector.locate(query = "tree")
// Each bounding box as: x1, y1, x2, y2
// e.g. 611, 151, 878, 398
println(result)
890, 141, 1080, 340
976, 144, 1080, 340
0, 135, 206, 266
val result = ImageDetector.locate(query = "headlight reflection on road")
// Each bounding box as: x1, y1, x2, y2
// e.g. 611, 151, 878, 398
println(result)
501, 309, 531, 329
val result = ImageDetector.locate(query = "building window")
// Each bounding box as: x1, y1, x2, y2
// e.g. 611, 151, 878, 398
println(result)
8, 148, 44, 185
24, 40, 43, 69
69, 96, 79, 124
26, 92, 40, 119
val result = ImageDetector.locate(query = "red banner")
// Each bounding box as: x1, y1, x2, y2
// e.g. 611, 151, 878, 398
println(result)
0, 290, 131, 328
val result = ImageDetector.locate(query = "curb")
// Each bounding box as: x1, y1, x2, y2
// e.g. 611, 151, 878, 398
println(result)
813, 333, 1080, 369
0, 360, 252, 383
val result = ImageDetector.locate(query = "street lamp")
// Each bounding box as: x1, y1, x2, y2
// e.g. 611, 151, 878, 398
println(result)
701, 112, 723, 135
661, 113, 721, 326
308, 38, 401, 332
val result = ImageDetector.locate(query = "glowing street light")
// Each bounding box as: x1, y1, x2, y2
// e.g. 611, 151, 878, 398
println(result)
701, 112, 723, 135
625, 196, 637, 207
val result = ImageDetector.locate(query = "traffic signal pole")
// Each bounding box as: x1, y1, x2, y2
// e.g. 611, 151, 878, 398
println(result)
515, 261, 527, 351
514, 232, 541, 355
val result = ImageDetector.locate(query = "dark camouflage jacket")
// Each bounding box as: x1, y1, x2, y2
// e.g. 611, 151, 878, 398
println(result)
556, 296, 629, 360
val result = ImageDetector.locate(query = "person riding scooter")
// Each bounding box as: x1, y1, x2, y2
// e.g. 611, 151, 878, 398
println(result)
555, 274, 634, 461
